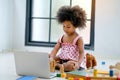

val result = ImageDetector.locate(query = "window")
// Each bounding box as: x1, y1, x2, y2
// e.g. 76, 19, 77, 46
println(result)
25, 0, 95, 50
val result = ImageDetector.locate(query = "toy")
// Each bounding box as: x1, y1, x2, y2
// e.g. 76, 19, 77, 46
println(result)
109, 62, 120, 76
50, 59, 56, 72
109, 69, 114, 77
93, 69, 98, 77
61, 73, 66, 78
60, 64, 64, 73
86, 53, 97, 69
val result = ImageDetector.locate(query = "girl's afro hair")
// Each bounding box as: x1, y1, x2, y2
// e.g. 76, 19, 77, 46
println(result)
56, 5, 87, 29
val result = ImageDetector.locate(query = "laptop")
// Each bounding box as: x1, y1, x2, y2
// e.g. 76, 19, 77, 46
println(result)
14, 51, 57, 79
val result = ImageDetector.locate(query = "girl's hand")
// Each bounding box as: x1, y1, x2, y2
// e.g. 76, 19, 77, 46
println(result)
63, 61, 80, 71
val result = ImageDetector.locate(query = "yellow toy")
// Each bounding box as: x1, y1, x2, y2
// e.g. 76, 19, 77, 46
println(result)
60, 64, 64, 73
61, 73, 66, 78
59, 64, 67, 78
50, 59, 56, 72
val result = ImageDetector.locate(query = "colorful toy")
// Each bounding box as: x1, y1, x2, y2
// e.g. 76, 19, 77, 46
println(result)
68, 77, 74, 80
50, 59, 56, 72
67, 77, 84, 80
109, 69, 114, 77
79, 78, 84, 80
86, 53, 97, 69
109, 62, 120, 76
56, 73, 61, 77
86, 76, 90, 80
61, 73, 66, 78
93, 69, 98, 77
60, 64, 64, 73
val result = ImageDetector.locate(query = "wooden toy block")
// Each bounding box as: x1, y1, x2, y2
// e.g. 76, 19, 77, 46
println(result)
68, 77, 74, 80
66, 70, 117, 80
74, 78, 79, 80
60, 64, 64, 73
93, 69, 98, 77
79, 78, 84, 80
97, 70, 109, 75
56, 73, 61, 77
61, 73, 66, 78
50, 59, 56, 72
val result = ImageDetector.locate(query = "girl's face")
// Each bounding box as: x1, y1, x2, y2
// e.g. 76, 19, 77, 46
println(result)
63, 21, 76, 35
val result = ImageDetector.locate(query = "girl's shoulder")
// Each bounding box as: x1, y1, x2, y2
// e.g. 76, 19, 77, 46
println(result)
73, 35, 82, 45
58, 35, 64, 43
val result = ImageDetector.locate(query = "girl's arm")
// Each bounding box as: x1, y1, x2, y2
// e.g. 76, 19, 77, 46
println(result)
77, 37, 84, 64
50, 41, 61, 60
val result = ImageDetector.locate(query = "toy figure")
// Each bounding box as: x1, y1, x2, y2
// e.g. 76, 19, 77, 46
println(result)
60, 64, 64, 73
50, 59, 56, 72
109, 62, 120, 76
86, 53, 97, 69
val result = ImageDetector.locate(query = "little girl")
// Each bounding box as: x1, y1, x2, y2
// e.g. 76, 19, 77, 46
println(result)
50, 5, 87, 71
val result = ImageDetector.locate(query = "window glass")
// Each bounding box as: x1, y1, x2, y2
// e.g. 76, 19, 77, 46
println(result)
31, 19, 49, 42
52, 0, 70, 18
50, 19, 64, 42
72, 0, 92, 19
32, 0, 50, 17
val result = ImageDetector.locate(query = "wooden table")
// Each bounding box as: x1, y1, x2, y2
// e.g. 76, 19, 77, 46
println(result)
66, 70, 118, 80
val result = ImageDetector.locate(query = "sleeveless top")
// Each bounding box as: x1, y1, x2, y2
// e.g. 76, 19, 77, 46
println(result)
57, 35, 86, 68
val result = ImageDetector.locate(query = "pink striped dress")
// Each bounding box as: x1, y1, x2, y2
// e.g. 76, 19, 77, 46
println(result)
57, 35, 86, 68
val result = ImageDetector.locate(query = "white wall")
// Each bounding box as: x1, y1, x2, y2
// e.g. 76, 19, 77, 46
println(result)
13, 0, 120, 59
94, 0, 120, 59
0, 0, 13, 52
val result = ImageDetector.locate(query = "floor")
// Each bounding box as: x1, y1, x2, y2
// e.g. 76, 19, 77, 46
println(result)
0, 52, 119, 80
0, 53, 18, 80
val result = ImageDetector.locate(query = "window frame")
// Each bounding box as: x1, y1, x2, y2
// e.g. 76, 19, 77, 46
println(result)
25, 0, 95, 50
